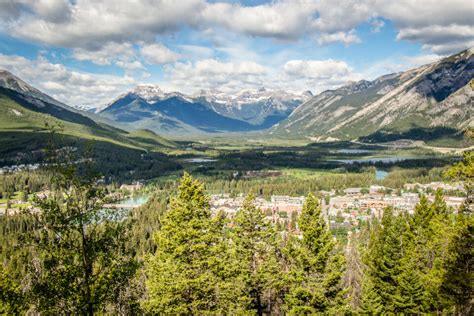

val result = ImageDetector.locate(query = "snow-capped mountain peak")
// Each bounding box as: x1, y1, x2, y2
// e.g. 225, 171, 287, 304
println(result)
131, 84, 165, 102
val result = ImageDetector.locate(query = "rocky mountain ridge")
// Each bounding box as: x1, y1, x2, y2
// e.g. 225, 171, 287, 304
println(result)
271, 47, 473, 142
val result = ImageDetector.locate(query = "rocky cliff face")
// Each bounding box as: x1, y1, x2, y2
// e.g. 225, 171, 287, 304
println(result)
271, 48, 473, 141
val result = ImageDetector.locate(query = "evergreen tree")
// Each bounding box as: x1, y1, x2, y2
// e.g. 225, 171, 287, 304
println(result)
413, 194, 434, 230
23, 157, 138, 314
359, 277, 383, 314
0, 265, 25, 314
361, 207, 403, 312
393, 258, 428, 313
232, 194, 284, 315
285, 193, 346, 313
440, 208, 473, 314
144, 173, 238, 313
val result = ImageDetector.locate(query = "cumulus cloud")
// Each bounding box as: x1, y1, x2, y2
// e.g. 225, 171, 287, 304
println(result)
284, 59, 352, 80
396, 25, 474, 54
72, 42, 136, 65
402, 54, 443, 67
178, 45, 215, 59
281, 59, 362, 93
200, 1, 315, 40
0, 54, 137, 107
317, 30, 361, 46
163, 59, 267, 92
27, 0, 71, 23
10, 0, 203, 49
4, 0, 472, 56
3, 0, 376, 49
1, 0, 473, 54
162, 58, 361, 95
376, 0, 474, 54
140, 43, 180, 65
360, 53, 444, 80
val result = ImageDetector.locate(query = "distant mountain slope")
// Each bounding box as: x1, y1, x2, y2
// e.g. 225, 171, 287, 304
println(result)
128, 129, 177, 148
0, 71, 177, 151
99, 85, 309, 134
271, 48, 474, 143
0, 69, 134, 132
0, 70, 69, 109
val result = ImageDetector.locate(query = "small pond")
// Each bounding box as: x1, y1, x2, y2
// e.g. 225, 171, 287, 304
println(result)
333, 156, 422, 164
184, 158, 218, 163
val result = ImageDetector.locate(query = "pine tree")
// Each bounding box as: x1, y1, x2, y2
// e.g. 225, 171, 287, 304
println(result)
232, 194, 284, 315
393, 258, 428, 313
144, 173, 229, 313
440, 137, 473, 314
298, 193, 333, 272
413, 194, 434, 230
362, 207, 403, 312
285, 193, 346, 313
433, 188, 449, 215
23, 154, 138, 315
359, 277, 383, 314
440, 211, 473, 315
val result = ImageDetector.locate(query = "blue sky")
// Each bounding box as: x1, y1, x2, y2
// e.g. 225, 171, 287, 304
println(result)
0, 0, 472, 107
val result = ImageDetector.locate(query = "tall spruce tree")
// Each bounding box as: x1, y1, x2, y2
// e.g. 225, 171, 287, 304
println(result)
440, 211, 473, 315
361, 207, 403, 312
232, 194, 284, 315
441, 147, 474, 314
285, 193, 346, 314
144, 173, 231, 313
359, 276, 383, 314
393, 257, 428, 313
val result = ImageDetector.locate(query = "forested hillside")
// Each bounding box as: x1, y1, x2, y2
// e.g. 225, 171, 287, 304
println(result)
0, 149, 472, 314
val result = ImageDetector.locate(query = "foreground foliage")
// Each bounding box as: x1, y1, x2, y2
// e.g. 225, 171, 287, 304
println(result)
0, 150, 472, 314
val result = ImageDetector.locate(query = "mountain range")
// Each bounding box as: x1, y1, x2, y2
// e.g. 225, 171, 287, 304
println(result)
271, 48, 473, 143
97, 85, 310, 134
0, 47, 472, 148
0, 70, 178, 169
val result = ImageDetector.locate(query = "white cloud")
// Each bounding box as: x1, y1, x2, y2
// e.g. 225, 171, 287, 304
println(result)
72, 42, 144, 71
10, 0, 204, 49
42, 81, 66, 92
178, 45, 215, 59
200, 1, 314, 40
396, 25, 474, 54
370, 19, 385, 33
3, 0, 376, 49
163, 58, 361, 95
403, 54, 443, 67
284, 59, 353, 80
376, 0, 474, 54
281, 59, 362, 93
140, 43, 180, 65
115, 60, 144, 70
163, 59, 267, 93
72, 42, 135, 65
1, 0, 473, 54
0, 54, 137, 107
317, 30, 361, 46
27, 0, 71, 23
